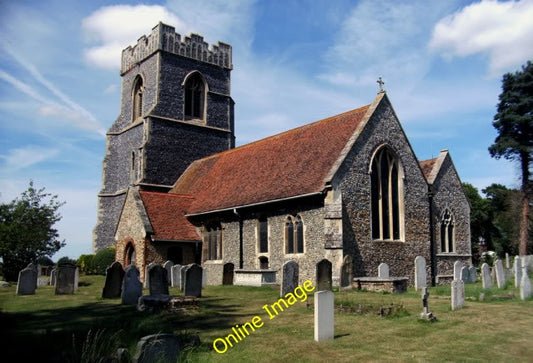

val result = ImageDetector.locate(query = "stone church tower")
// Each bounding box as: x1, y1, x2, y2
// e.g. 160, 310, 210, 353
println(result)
93, 23, 235, 251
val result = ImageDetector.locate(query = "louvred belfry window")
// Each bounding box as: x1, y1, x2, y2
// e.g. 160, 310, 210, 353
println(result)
184, 73, 205, 120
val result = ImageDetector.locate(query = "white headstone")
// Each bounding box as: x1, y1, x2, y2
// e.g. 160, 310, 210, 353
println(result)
453, 261, 463, 281
481, 263, 492, 289
378, 263, 389, 279
451, 279, 465, 310
505, 253, 510, 269
314, 290, 334, 341
520, 265, 531, 300
171, 264, 182, 288
494, 259, 505, 288
514, 256, 522, 288
163, 261, 174, 286
414, 256, 426, 291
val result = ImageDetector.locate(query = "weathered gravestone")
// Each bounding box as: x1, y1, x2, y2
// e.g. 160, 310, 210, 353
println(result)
163, 261, 174, 286
494, 259, 505, 288
505, 253, 510, 269
133, 334, 180, 363
419, 287, 437, 322
16, 264, 37, 295
122, 265, 143, 306
180, 265, 188, 290
171, 264, 182, 288
55, 261, 78, 295
149, 265, 169, 295
414, 256, 426, 291
102, 261, 125, 299
144, 263, 156, 289
451, 279, 465, 310
281, 261, 299, 297
340, 255, 353, 289
184, 264, 203, 297
378, 263, 389, 279
481, 263, 492, 289
469, 266, 477, 283
453, 261, 463, 281
520, 264, 531, 300
316, 259, 332, 291
514, 256, 522, 288
314, 290, 334, 342
460, 266, 470, 283
49, 268, 57, 286
222, 263, 234, 285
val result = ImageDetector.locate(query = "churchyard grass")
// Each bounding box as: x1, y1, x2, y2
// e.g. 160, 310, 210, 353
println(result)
1, 275, 532, 362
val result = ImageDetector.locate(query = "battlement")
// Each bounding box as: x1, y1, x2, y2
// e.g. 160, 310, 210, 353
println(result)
121, 22, 232, 74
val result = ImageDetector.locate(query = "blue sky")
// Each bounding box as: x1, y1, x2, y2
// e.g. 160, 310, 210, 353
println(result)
1, 0, 532, 260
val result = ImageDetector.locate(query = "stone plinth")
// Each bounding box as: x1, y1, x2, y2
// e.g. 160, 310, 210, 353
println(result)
354, 276, 408, 293
233, 269, 276, 287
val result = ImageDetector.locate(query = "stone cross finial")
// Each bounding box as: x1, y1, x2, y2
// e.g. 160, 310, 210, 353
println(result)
377, 77, 385, 93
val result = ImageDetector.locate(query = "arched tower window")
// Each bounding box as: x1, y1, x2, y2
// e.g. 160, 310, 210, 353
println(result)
132, 76, 143, 121
440, 209, 454, 253
184, 72, 206, 120
370, 146, 404, 241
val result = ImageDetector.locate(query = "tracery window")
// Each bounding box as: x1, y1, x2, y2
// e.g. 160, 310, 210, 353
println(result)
440, 209, 454, 253
285, 215, 304, 254
205, 223, 223, 260
184, 72, 206, 120
132, 76, 143, 121
370, 146, 404, 241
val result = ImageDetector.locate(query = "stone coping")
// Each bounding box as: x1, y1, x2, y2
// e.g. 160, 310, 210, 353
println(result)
353, 276, 408, 282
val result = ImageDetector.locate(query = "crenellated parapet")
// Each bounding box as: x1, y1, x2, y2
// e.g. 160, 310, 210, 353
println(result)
121, 22, 232, 74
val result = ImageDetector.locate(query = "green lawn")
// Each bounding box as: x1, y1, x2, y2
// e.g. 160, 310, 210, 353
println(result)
0, 275, 532, 362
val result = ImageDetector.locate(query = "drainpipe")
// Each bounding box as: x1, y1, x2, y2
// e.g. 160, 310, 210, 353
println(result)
428, 186, 436, 286
234, 208, 243, 269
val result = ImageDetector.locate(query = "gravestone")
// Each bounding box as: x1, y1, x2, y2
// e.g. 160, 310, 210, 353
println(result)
171, 264, 182, 288
451, 279, 465, 310
49, 268, 57, 286
16, 265, 37, 295
419, 287, 436, 322
223, 263, 234, 285
520, 265, 531, 300
514, 256, 522, 288
184, 263, 202, 297
102, 261, 125, 299
340, 255, 353, 289
469, 266, 477, 283
122, 265, 143, 306
505, 253, 510, 269
414, 256, 426, 291
144, 263, 156, 289
314, 290, 334, 341
378, 263, 389, 279
460, 266, 470, 283
74, 267, 79, 293
55, 261, 77, 295
481, 263, 492, 289
180, 265, 188, 290
133, 334, 180, 363
281, 261, 299, 297
163, 261, 174, 286
202, 268, 207, 287
149, 265, 169, 295
316, 259, 332, 291
494, 259, 505, 288
453, 261, 463, 281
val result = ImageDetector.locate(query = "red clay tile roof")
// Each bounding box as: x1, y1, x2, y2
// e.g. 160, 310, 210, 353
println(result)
139, 191, 200, 241
419, 158, 437, 181
172, 105, 371, 214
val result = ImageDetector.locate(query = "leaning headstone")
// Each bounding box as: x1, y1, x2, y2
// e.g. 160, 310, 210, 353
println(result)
163, 261, 174, 286
149, 265, 169, 295
414, 256, 426, 291
133, 334, 180, 363
469, 266, 477, 283
171, 264, 182, 288
314, 290, 334, 341
49, 268, 57, 286
451, 279, 465, 310
514, 256, 522, 288
316, 259, 332, 291
378, 263, 389, 279
144, 263, 156, 288
340, 255, 353, 289
481, 263, 492, 289
122, 265, 143, 306
102, 261, 125, 299
184, 264, 203, 297
460, 266, 470, 283
55, 261, 77, 295
520, 264, 531, 300
180, 265, 188, 290
453, 261, 463, 281
281, 261, 299, 297
494, 259, 505, 288
16, 265, 38, 295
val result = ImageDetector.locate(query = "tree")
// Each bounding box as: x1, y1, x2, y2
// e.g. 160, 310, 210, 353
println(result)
489, 61, 533, 256
0, 181, 65, 281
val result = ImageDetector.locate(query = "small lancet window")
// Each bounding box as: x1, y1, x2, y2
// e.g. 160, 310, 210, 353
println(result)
132, 76, 143, 121
258, 217, 268, 253
184, 72, 206, 120
440, 209, 455, 253
285, 215, 304, 254
205, 223, 223, 260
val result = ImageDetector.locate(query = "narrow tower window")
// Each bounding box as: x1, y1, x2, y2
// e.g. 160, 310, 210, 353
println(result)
132, 76, 143, 121
184, 72, 206, 120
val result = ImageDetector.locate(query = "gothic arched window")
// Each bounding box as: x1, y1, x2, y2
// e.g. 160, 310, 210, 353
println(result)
370, 146, 404, 241
258, 217, 268, 253
285, 215, 304, 254
285, 217, 294, 254
124, 242, 136, 267
184, 72, 206, 120
440, 209, 455, 253
205, 223, 222, 260
132, 76, 143, 121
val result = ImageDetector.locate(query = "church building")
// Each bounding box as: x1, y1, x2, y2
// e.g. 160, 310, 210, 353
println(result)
94, 23, 471, 287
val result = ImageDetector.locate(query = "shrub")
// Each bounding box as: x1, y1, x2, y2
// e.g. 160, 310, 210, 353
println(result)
57, 256, 77, 265
92, 247, 116, 275
77, 254, 96, 275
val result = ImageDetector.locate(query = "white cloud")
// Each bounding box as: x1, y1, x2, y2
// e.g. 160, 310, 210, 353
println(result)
0, 146, 59, 170
429, 0, 533, 76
